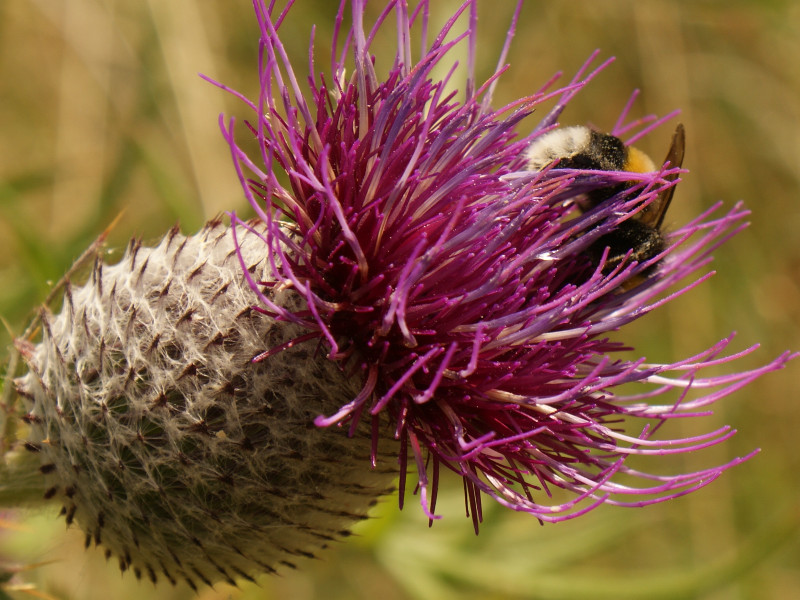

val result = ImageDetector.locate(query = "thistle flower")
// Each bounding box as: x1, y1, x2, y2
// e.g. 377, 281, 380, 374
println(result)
9, 0, 794, 590
215, 0, 793, 526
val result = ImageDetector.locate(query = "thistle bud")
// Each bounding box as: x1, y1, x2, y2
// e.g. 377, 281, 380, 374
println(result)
15, 220, 397, 588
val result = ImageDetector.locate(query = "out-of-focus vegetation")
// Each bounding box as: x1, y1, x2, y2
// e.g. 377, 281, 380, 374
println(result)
1, 1, 798, 598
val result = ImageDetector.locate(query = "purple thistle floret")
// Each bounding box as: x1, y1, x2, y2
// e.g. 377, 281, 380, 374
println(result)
210, 0, 793, 528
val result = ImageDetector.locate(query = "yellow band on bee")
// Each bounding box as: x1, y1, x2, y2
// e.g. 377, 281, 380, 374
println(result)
624, 146, 656, 174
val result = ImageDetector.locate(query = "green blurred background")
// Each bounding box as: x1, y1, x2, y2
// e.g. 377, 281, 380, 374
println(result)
1, 1, 798, 598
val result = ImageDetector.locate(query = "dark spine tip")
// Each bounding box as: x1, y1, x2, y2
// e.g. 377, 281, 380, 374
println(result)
65, 505, 76, 525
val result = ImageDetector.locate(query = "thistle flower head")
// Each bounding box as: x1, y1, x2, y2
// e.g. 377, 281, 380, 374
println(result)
11, 0, 795, 590
216, 0, 793, 527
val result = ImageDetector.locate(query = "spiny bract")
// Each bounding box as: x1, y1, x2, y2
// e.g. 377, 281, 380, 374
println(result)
15, 221, 397, 588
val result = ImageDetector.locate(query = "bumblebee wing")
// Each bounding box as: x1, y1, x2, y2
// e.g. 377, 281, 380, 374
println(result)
640, 123, 685, 229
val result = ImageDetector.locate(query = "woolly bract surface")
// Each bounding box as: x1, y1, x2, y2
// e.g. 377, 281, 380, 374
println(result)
16, 221, 398, 588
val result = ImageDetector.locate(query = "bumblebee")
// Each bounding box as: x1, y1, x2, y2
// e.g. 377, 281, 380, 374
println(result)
526, 123, 686, 281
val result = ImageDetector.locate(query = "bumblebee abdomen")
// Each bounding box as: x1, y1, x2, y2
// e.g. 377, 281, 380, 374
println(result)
588, 219, 665, 274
